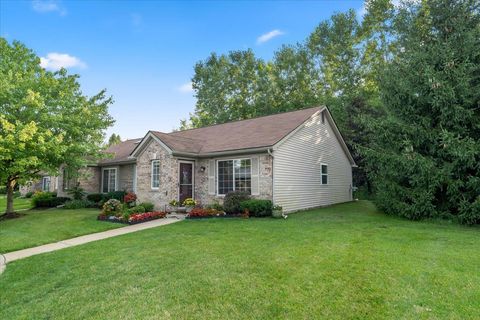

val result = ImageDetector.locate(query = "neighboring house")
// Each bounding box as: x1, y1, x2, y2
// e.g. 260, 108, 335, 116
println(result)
56, 106, 356, 212
20, 174, 58, 195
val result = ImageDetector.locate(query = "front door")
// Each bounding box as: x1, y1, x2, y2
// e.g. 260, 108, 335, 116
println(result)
179, 162, 193, 204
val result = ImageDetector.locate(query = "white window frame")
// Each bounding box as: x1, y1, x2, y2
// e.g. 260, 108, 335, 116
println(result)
102, 167, 117, 193
42, 177, 51, 191
216, 158, 252, 196
320, 163, 328, 185
151, 160, 160, 190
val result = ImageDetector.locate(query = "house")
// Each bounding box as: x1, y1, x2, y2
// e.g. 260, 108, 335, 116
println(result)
19, 173, 58, 195
58, 106, 356, 212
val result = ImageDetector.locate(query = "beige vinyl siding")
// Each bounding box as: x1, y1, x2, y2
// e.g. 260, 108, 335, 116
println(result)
273, 111, 353, 212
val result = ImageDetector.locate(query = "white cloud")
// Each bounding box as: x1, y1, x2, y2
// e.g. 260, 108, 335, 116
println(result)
178, 82, 194, 93
257, 29, 285, 44
32, 0, 67, 16
40, 53, 87, 71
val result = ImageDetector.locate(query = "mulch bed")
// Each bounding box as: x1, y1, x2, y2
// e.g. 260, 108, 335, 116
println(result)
97, 215, 166, 225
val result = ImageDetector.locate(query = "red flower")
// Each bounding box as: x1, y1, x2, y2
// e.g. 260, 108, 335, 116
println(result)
124, 192, 137, 204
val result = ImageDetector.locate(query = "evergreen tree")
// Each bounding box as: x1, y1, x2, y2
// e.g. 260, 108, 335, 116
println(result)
361, 0, 480, 224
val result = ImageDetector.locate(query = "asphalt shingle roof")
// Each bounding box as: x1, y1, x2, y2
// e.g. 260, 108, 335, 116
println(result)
156, 106, 322, 154
101, 106, 323, 162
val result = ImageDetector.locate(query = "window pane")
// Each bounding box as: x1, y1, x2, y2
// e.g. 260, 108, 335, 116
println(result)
322, 174, 328, 185
218, 160, 233, 195
321, 164, 328, 174
152, 161, 160, 188
109, 170, 116, 191
63, 169, 69, 191
234, 159, 251, 194
103, 170, 109, 193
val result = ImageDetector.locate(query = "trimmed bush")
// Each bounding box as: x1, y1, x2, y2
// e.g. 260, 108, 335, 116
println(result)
139, 202, 154, 212
31, 191, 57, 207
0, 186, 6, 194
126, 205, 146, 215
205, 200, 223, 212
105, 191, 127, 202
240, 199, 273, 217
223, 191, 250, 214
35, 197, 71, 208
64, 199, 95, 209
13, 191, 21, 198
102, 199, 122, 216
86, 193, 105, 203
24, 191, 34, 198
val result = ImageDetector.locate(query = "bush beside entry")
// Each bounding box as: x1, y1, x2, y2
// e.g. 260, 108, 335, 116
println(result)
223, 191, 250, 214
240, 200, 273, 217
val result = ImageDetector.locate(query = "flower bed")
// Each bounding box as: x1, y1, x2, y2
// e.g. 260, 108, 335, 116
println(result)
98, 211, 167, 225
186, 208, 230, 219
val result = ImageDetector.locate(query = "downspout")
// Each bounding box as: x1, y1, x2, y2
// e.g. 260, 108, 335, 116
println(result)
268, 148, 274, 205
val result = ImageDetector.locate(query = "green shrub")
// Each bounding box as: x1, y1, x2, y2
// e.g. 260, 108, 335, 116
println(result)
31, 191, 56, 207
240, 199, 273, 217
223, 191, 250, 214
35, 197, 71, 208
126, 205, 146, 215
0, 186, 6, 194
122, 211, 132, 221
64, 199, 95, 209
139, 202, 154, 212
102, 199, 122, 216
13, 191, 21, 198
86, 193, 105, 203
67, 186, 86, 200
105, 191, 127, 202
24, 191, 34, 198
458, 196, 480, 225
206, 200, 224, 211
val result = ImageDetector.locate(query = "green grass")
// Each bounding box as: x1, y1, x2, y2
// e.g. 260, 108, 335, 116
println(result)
0, 208, 122, 253
1, 201, 479, 319
0, 195, 33, 212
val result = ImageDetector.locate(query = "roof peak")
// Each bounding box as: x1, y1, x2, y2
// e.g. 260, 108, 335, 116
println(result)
168, 106, 323, 135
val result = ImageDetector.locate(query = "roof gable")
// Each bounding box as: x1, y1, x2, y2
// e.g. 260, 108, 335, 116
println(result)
167, 107, 323, 154
128, 106, 355, 165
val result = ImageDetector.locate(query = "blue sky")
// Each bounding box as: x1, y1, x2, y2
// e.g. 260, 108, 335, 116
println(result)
1, 0, 365, 140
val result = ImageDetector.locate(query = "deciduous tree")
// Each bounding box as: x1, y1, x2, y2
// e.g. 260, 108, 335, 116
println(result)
0, 39, 114, 216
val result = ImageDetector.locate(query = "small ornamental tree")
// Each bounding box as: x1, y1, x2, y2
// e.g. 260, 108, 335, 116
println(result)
0, 38, 114, 216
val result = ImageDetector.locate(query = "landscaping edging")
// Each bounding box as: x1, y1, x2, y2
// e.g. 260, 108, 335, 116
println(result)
186, 214, 243, 220
97, 216, 167, 225
97, 212, 167, 225
0, 254, 6, 275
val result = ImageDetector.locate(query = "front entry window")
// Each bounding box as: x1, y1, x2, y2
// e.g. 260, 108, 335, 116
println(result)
217, 159, 251, 195
102, 168, 117, 193
179, 162, 193, 204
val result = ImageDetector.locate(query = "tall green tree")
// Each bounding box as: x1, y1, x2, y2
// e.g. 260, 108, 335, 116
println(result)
361, 0, 480, 224
182, 50, 267, 129
0, 38, 114, 216
107, 133, 122, 147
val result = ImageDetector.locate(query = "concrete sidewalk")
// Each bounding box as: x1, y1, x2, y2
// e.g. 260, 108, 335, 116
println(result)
1, 217, 182, 266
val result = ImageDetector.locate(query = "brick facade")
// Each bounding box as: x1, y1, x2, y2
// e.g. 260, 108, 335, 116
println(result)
135, 139, 178, 211
134, 138, 273, 210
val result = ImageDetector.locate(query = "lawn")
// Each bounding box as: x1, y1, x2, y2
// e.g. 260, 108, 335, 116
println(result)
0, 195, 33, 211
1, 201, 479, 319
0, 208, 123, 253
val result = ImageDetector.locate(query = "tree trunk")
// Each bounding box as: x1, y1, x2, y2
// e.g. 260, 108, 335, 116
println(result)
5, 178, 16, 215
